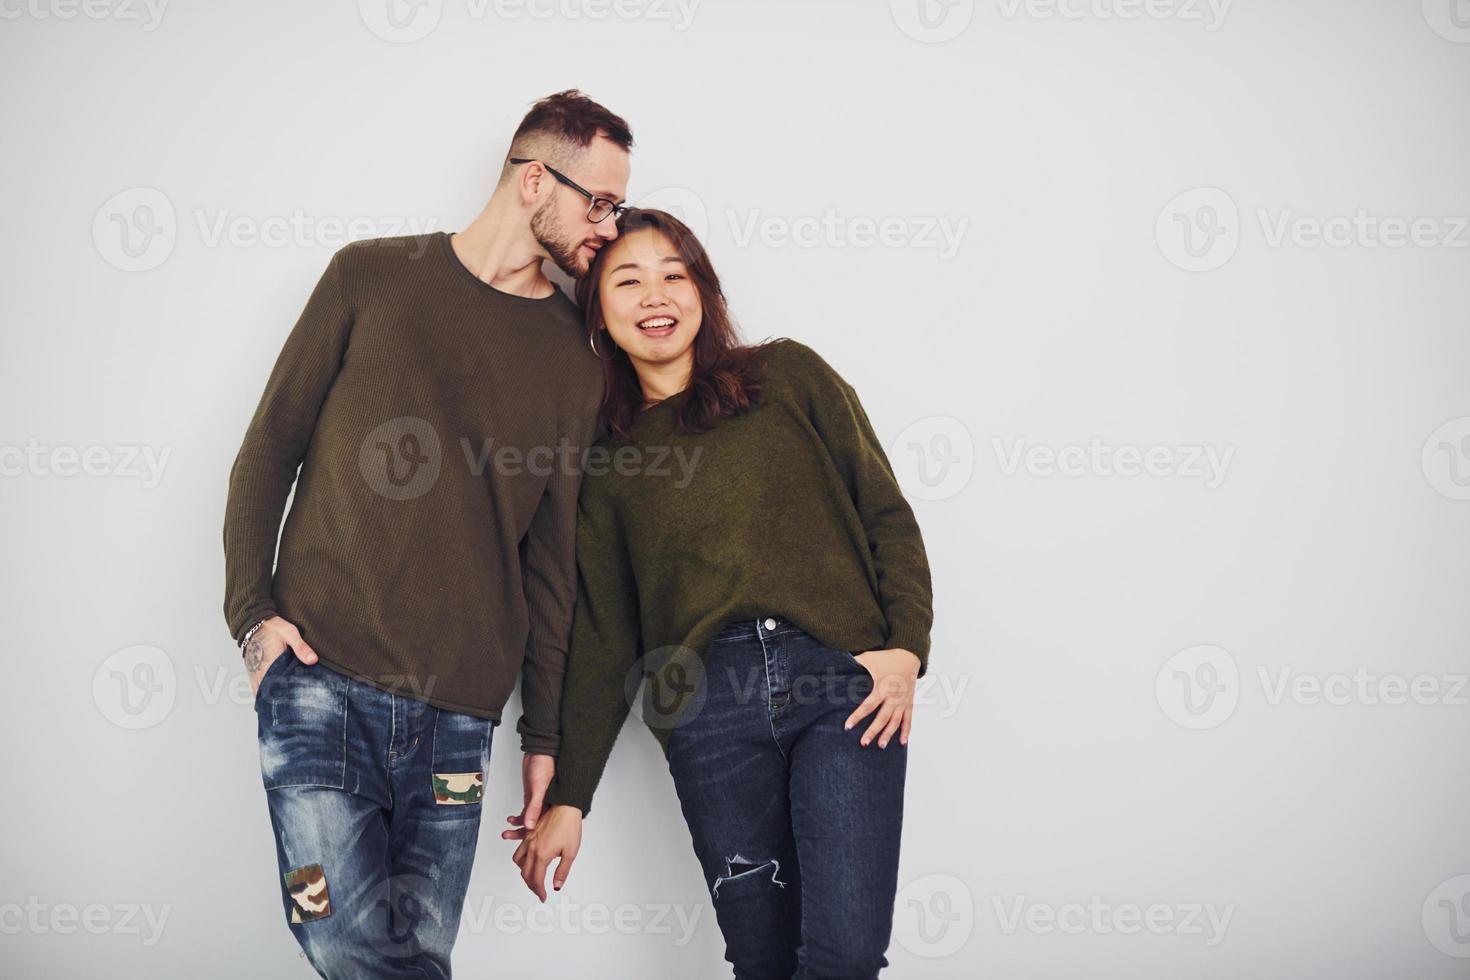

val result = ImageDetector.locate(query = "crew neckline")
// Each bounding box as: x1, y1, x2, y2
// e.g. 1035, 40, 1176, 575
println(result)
438, 231, 564, 304
635, 385, 693, 422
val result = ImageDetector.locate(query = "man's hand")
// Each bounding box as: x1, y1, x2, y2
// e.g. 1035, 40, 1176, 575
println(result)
512, 804, 583, 902
244, 615, 318, 697
843, 647, 921, 749
502, 753, 555, 841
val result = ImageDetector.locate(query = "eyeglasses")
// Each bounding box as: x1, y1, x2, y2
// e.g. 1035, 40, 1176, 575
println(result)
509, 158, 626, 223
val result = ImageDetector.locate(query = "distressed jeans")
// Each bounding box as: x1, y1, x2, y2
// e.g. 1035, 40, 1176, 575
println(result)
667, 614, 908, 979
253, 653, 495, 979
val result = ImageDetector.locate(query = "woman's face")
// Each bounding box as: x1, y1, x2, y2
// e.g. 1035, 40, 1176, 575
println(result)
596, 227, 702, 371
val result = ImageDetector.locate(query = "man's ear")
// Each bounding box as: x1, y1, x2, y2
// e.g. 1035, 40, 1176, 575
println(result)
518, 162, 545, 207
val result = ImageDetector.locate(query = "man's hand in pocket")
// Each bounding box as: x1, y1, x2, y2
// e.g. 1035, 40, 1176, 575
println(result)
243, 615, 319, 696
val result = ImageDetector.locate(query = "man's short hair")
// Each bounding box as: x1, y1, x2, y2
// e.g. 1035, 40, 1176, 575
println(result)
501, 89, 633, 182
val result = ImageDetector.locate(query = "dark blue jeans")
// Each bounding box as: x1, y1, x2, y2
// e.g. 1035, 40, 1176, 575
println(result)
253, 653, 495, 979
667, 615, 908, 979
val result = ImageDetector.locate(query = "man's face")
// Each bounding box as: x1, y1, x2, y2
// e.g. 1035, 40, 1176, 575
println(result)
530, 135, 631, 278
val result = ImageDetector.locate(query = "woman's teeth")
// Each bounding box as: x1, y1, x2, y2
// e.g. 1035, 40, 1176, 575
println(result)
638, 317, 676, 331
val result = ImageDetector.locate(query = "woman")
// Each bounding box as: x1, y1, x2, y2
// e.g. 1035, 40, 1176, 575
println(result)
511, 208, 934, 978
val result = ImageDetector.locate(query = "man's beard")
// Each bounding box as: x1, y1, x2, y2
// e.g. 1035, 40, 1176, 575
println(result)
531, 202, 589, 279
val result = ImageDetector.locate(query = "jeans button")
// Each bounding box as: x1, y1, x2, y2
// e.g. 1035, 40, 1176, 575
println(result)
763, 617, 777, 630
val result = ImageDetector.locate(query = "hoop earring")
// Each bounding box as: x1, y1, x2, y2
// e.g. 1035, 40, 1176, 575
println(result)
589, 329, 615, 361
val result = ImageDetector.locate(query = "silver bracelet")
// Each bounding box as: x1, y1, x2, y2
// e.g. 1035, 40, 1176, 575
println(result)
240, 619, 267, 650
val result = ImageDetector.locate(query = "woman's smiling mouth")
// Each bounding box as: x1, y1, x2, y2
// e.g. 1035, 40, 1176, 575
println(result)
636, 315, 678, 338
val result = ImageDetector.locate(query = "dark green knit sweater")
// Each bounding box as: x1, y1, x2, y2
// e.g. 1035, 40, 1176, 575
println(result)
544, 338, 933, 815
223, 232, 604, 754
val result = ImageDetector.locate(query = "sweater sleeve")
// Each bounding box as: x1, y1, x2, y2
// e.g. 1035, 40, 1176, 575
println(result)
515, 406, 606, 757
793, 341, 935, 671
222, 251, 354, 644
541, 475, 642, 816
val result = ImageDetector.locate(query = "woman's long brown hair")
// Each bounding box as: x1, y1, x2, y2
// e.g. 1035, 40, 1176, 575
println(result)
576, 208, 781, 440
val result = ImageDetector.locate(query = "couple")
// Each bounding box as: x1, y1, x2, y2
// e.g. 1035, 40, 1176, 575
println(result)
223, 89, 934, 979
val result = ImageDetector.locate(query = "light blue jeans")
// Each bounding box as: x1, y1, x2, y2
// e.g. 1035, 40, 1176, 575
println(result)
254, 653, 496, 979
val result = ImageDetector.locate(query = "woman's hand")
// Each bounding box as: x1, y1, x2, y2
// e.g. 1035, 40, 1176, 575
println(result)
844, 648, 921, 749
512, 804, 583, 902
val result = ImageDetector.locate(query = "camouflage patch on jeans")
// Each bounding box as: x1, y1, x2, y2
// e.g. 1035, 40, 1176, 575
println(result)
284, 863, 332, 923
432, 772, 484, 804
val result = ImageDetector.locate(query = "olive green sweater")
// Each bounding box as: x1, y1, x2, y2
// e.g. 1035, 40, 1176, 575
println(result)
544, 338, 933, 815
222, 232, 604, 753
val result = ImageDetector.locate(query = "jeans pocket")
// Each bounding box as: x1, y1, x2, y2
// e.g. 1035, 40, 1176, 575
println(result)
257, 661, 347, 791
251, 650, 294, 707
429, 711, 494, 805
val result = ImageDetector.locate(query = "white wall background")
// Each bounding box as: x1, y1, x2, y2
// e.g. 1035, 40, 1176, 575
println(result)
2, 0, 1469, 977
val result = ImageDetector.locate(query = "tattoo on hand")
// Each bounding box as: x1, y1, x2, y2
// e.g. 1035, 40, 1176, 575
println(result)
243, 637, 266, 674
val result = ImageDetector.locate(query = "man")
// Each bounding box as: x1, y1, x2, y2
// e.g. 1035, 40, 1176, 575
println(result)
222, 89, 631, 978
